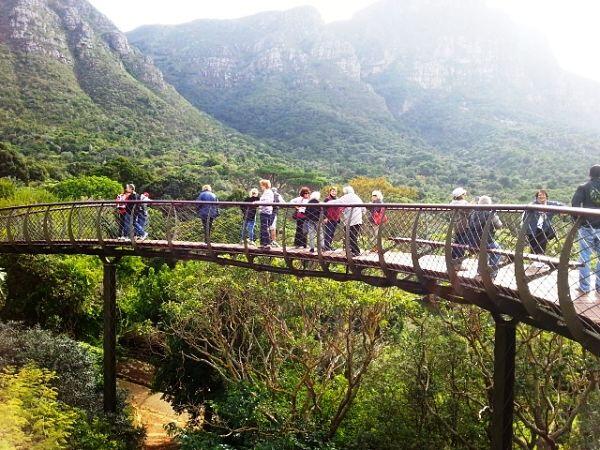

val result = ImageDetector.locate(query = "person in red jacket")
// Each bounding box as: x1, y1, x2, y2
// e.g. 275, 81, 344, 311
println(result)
323, 187, 343, 251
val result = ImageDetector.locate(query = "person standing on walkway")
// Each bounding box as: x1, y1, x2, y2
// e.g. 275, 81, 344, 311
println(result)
522, 190, 563, 256
324, 187, 342, 251
196, 185, 219, 243
305, 191, 323, 253
116, 189, 128, 238
122, 184, 142, 240
466, 195, 503, 278
241, 188, 260, 244
136, 191, 150, 240
258, 179, 274, 249
329, 186, 365, 256
291, 187, 310, 248
368, 190, 387, 251
450, 187, 471, 268
572, 165, 600, 294
270, 187, 284, 247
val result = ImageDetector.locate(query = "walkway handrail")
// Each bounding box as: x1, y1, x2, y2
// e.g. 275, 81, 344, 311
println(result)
0, 199, 598, 356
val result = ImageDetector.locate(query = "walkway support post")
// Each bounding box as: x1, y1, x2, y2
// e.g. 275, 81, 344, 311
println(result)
102, 257, 119, 414
491, 315, 517, 450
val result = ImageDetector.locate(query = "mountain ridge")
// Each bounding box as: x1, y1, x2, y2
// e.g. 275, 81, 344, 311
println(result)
128, 0, 600, 199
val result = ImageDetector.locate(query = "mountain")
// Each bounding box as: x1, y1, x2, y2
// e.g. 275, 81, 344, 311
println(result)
128, 0, 600, 200
0, 0, 272, 188
128, 7, 442, 183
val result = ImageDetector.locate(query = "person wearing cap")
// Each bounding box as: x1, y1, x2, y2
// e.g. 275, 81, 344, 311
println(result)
572, 164, 600, 294
450, 187, 471, 266
466, 195, 503, 278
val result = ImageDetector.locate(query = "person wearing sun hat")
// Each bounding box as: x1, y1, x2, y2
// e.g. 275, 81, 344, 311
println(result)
450, 187, 471, 265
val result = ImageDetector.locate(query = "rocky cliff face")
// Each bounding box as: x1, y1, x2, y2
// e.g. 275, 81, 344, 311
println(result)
130, 6, 361, 89
0, 0, 169, 92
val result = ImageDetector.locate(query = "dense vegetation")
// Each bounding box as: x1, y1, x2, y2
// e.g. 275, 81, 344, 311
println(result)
0, 180, 598, 449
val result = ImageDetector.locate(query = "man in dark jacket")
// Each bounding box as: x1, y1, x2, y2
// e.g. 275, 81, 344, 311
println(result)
121, 184, 143, 240
240, 188, 260, 244
197, 185, 219, 242
572, 165, 600, 294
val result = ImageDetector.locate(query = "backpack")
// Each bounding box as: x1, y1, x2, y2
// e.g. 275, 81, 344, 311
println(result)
272, 192, 282, 215
467, 210, 493, 246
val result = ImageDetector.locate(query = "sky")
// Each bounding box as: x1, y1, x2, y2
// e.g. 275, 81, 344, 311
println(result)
87, 0, 600, 82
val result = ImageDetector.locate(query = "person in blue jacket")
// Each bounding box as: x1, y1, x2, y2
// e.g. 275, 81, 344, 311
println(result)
196, 185, 219, 242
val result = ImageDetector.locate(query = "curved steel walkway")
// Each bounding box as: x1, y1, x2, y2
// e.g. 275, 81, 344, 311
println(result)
0, 199, 599, 355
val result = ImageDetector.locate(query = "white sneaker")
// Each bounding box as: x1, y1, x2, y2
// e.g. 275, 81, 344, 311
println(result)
138, 233, 148, 240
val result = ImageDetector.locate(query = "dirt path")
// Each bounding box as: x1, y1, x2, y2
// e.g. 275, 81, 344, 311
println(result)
117, 359, 189, 450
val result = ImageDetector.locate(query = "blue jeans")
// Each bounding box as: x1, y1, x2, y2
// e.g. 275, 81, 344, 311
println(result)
137, 214, 148, 234
578, 227, 600, 292
260, 213, 273, 246
123, 212, 143, 237
324, 220, 338, 250
487, 240, 501, 275
241, 219, 256, 242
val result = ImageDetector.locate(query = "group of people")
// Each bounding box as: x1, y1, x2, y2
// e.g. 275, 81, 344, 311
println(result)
239, 183, 386, 255
115, 164, 600, 296
115, 184, 149, 240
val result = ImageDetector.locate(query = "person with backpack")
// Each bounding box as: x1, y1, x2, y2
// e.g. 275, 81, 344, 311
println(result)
572, 164, 600, 294
196, 185, 219, 243
270, 187, 284, 247
466, 195, 503, 278
450, 187, 471, 268
368, 190, 387, 251
522, 190, 563, 258
305, 191, 323, 253
323, 187, 342, 251
290, 187, 310, 248
240, 188, 260, 244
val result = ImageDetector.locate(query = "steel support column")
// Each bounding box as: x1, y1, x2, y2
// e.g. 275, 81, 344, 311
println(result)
491, 316, 517, 450
102, 257, 119, 413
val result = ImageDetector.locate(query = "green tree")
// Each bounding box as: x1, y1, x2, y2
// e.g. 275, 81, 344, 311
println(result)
50, 175, 122, 200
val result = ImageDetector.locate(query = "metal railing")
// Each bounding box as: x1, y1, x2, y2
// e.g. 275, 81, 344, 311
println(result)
0, 199, 599, 355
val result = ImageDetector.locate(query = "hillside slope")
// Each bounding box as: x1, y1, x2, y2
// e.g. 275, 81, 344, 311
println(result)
0, 0, 271, 188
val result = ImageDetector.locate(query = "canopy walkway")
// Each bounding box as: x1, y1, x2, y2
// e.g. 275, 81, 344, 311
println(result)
0, 199, 599, 449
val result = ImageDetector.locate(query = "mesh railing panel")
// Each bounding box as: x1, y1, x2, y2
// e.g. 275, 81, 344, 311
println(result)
0, 200, 599, 344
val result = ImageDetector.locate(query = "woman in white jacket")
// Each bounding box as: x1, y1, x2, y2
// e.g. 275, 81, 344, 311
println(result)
328, 186, 365, 256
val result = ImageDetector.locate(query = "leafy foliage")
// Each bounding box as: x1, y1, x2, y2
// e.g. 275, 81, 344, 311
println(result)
50, 175, 122, 201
